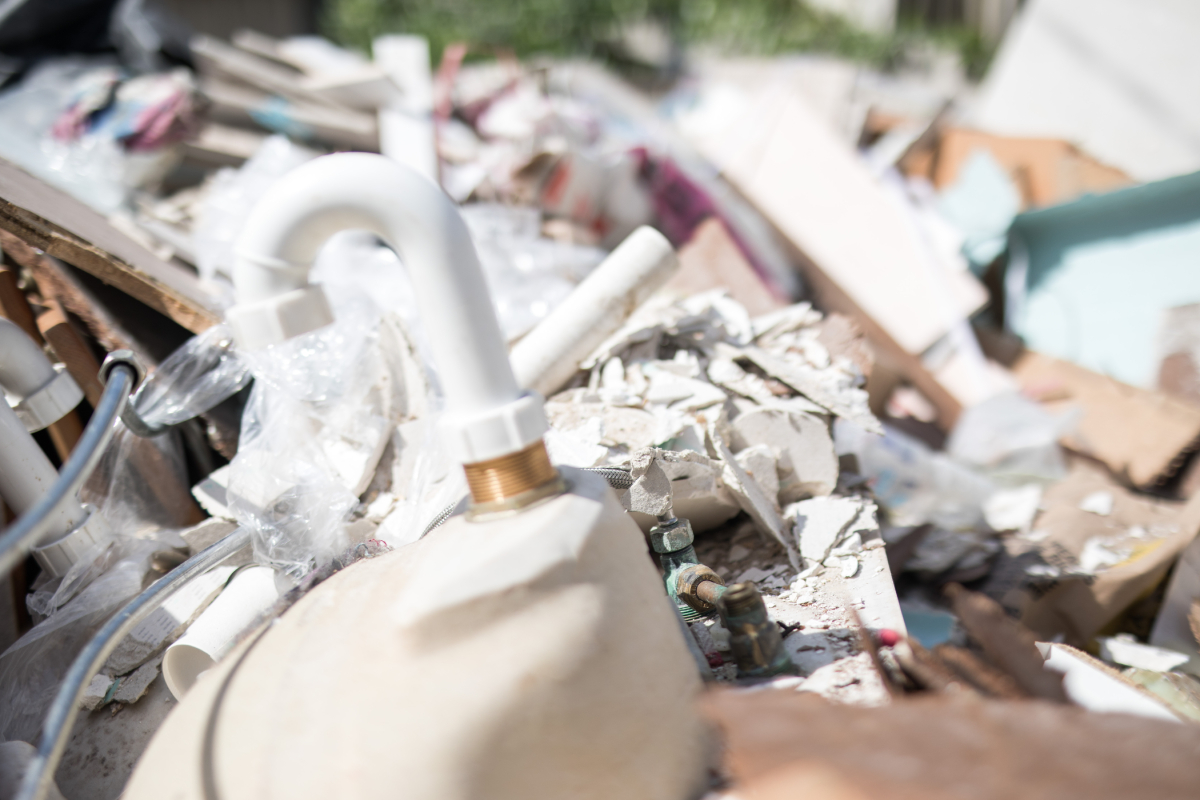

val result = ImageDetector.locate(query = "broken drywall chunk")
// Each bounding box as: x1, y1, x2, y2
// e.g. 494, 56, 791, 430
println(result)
734, 445, 780, 511
544, 422, 608, 467
740, 346, 879, 434
80, 673, 115, 711
103, 564, 236, 675
657, 449, 741, 531
711, 426, 798, 566
113, 658, 161, 704
796, 651, 890, 707
626, 449, 673, 517
730, 407, 837, 502
785, 496, 864, 567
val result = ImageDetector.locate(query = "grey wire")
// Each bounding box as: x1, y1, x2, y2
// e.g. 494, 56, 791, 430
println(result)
0, 364, 135, 578
419, 465, 634, 537
16, 527, 252, 800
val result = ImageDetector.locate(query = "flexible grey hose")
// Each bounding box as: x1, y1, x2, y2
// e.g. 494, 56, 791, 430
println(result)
419, 465, 634, 537
0, 359, 138, 577
16, 527, 252, 800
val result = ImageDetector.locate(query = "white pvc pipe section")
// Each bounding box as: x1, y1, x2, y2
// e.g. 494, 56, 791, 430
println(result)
0, 400, 84, 541
510, 226, 679, 398
233, 153, 517, 421
163, 566, 281, 700
0, 317, 57, 399
0, 317, 84, 541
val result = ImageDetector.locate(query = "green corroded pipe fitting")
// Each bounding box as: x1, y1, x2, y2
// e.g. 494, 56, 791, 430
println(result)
717, 582, 795, 679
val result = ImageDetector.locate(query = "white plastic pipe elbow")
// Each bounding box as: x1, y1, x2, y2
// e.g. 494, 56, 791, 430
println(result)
226, 153, 545, 464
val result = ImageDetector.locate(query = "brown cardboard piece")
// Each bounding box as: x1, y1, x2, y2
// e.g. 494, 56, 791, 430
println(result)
982, 464, 1200, 645
664, 217, 782, 316
1149, 523, 1200, 676
1011, 349, 1200, 489
902, 127, 1132, 210
703, 689, 1200, 800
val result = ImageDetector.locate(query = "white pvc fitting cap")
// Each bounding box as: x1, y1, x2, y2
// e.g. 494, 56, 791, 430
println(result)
9, 364, 84, 433
225, 284, 335, 351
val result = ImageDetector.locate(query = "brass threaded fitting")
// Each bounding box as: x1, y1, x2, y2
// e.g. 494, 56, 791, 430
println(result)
675, 564, 725, 613
720, 582, 763, 616
463, 439, 563, 512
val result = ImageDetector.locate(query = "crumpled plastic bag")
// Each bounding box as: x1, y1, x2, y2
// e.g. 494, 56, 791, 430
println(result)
83, 324, 251, 539
0, 537, 159, 743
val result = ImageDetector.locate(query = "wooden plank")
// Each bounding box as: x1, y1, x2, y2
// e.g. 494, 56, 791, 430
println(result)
681, 84, 989, 427
0, 157, 220, 334
688, 85, 986, 357
0, 264, 39, 342
38, 299, 105, 408
181, 122, 269, 168
192, 34, 341, 110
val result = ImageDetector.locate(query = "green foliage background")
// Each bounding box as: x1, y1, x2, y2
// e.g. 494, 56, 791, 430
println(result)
322, 0, 993, 79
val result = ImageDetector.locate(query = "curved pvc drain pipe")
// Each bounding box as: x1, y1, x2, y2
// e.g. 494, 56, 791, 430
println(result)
226, 153, 545, 465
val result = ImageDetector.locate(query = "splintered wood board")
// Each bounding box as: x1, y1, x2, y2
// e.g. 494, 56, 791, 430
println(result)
0, 156, 220, 333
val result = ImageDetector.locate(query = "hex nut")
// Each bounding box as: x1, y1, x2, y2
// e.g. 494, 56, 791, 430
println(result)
99, 349, 146, 389
649, 517, 694, 554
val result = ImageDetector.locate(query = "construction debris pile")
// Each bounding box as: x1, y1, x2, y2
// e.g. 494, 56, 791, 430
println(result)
2, 0, 1200, 798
